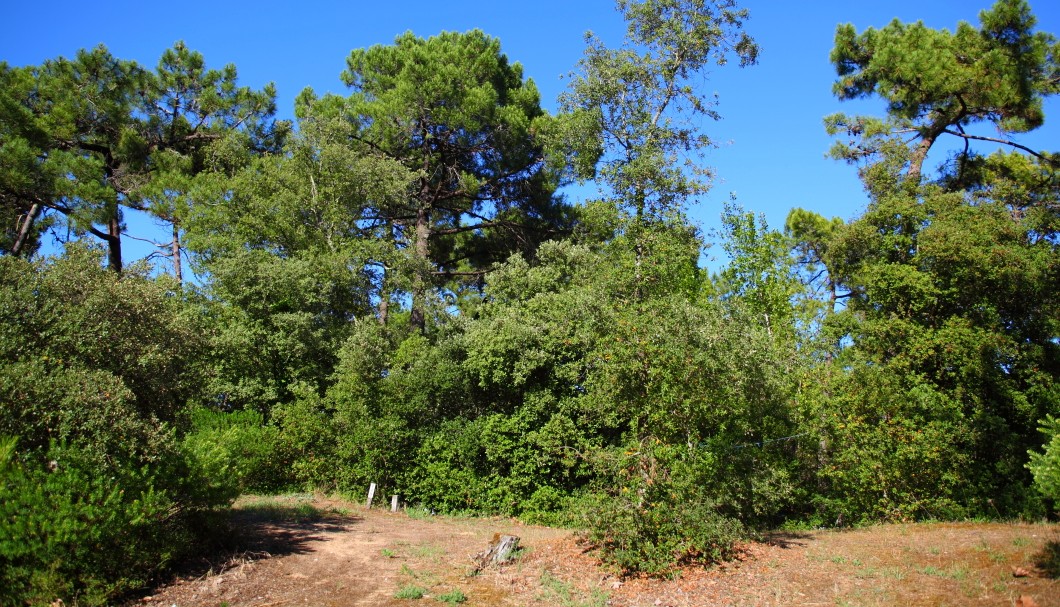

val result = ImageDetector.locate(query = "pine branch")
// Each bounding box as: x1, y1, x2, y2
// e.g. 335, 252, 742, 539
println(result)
942, 129, 1059, 167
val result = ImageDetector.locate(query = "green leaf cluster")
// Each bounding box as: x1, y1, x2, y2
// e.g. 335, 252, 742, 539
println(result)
0, 247, 235, 604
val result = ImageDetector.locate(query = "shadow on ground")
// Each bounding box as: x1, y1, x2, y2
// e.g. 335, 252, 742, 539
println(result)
137, 499, 362, 600
1033, 540, 1059, 578
760, 531, 811, 549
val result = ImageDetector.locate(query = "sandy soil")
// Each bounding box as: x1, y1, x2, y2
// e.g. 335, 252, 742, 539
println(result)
129, 495, 1060, 607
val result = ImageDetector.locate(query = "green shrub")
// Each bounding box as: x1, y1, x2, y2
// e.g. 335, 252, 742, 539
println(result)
1028, 415, 1060, 509
184, 406, 287, 494
435, 589, 467, 603
805, 368, 975, 523
0, 248, 206, 425
579, 440, 749, 575
0, 360, 171, 471
582, 486, 745, 575
0, 248, 230, 604
0, 438, 200, 606
394, 584, 427, 599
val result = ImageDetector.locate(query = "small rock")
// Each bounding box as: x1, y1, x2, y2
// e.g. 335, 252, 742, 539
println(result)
610, 581, 623, 589
1015, 596, 1039, 607
1012, 566, 1031, 578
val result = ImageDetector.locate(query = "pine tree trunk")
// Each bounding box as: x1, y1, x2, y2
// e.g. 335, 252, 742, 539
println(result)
378, 294, 389, 326
907, 124, 943, 186
410, 206, 430, 333
171, 222, 182, 284
378, 267, 390, 326
106, 214, 123, 274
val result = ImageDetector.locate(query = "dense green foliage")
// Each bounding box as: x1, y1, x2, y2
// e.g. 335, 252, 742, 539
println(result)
1, 0, 1058, 601
0, 42, 285, 274
805, 0, 1060, 522
0, 248, 237, 605
1028, 415, 1060, 506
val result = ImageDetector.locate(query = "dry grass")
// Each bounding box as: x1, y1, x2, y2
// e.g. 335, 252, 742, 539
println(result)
581, 522, 1060, 607
129, 496, 1060, 607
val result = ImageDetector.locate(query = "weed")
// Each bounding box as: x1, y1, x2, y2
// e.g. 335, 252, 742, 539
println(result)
883, 567, 907, 581
399, 564, 439, 587
854, 567, 878, 579
959, 580, 981, 598
918, 564, 968, 580
394, 584, 427, 599
1013, 537, 1030, 547
406, 505, 434, 520
830, 555, 847, 564
948, 564, 969, 580
236, 499, 325, 523
538, 571, 608, 607
382, 548, 397, 558
413, 543, 444, 559
435, 589, 467, 604
974, 539, 1008, 564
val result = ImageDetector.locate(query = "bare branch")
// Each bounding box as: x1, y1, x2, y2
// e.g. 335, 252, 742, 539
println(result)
942, 129, 1059, 167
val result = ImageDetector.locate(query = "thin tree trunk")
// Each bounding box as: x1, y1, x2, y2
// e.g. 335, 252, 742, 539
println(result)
633, 186, 646, 302
106, 214, 123, 274
377, 266, 389, 326
102, 162, 122, 273
825, 278, 837, 363
171, 222, 182, 284
11, 201, 42, 257
410, 206, 430, 333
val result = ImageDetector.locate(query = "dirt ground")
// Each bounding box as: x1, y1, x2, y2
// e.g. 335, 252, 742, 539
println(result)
129, 495, 1060, 607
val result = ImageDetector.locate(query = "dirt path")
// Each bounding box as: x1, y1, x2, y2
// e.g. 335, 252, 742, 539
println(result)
135, 495, 569, 607
133, 495, 1060, 607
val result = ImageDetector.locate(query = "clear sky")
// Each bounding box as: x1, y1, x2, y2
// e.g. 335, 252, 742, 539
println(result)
3, 0, 1058, 270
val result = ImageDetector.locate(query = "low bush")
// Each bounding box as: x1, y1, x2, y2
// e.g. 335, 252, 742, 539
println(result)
582, 487, 745, 575
1028, 415, 1060, 510
0, 437, 218, 606
183, 406, 287, 494
0, 249, 234, 605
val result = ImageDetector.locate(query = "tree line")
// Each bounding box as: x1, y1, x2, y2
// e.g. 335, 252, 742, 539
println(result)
1, 0, 1058, 603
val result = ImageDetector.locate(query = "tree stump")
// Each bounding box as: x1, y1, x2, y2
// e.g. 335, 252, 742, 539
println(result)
471, 533, 520, 574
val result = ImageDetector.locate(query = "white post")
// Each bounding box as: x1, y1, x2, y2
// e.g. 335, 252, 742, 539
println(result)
366, 482, 377, 508
391, 494, 399, 512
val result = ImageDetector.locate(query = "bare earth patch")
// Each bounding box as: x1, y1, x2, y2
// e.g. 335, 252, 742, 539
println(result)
129, 495, 1059, 607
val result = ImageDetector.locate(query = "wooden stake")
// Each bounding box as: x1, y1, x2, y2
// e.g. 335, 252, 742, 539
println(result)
391, 494, 399, 512
366, 482, 376, 508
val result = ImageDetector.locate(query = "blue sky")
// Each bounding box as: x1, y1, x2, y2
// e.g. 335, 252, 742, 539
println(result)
3, 0, 1058, 270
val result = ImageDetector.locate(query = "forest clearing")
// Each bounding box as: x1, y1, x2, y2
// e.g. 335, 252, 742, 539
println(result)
3, 0, 1059, 604
133, 495, 1059, 607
